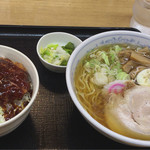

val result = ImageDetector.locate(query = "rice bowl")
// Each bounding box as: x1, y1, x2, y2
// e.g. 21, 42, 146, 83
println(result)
0, 45, 39, 137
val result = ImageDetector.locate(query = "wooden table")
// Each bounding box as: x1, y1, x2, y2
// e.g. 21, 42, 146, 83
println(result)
0, 1, 140, 150
0, 0, 134, 27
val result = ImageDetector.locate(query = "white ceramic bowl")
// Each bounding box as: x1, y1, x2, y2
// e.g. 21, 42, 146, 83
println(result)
37, 32, 82, 73
0, 45, 39, 137
66, 30, 150, 147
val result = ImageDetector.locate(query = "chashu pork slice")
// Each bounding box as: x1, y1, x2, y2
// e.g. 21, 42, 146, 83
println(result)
105, 86, 150, 140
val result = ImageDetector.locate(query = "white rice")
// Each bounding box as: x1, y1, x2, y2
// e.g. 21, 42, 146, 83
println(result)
0, 106, 5, 123
0, 92, 31, 124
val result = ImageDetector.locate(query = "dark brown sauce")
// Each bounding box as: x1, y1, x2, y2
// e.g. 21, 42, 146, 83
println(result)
0, 58, 32, 121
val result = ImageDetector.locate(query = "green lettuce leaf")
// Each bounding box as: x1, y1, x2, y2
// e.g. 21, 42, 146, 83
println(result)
62, 42, 75, 54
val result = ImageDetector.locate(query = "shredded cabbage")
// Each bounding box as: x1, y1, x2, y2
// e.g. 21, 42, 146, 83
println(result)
116, 72, 130, 80
109, 50, 116, 63
92, 72, 108, 86
47, 44, 59, 50
84, 44, 130, 86
101, 52, 110, 66
114, 45, 122, 53
110, 45, 122, 53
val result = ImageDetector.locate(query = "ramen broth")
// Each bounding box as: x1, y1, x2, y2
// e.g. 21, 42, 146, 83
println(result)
74, 44, 150, 140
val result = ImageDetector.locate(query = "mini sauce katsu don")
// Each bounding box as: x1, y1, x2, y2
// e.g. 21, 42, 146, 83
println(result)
0, 58, 32, 122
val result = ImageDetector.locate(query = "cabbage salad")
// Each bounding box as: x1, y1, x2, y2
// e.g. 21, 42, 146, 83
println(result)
40, 42, 75, 66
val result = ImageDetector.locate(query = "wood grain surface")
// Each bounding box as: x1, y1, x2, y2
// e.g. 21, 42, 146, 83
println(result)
0, 0, 134, 27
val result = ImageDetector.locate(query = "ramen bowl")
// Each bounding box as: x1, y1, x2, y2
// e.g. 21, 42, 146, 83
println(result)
0, 45, 39, 136
37, 32, 82, 73
66, 30, 150, 147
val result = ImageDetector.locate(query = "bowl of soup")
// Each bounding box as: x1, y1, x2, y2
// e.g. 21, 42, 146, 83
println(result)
66, 30, 150, 147
0, 45, 39, 136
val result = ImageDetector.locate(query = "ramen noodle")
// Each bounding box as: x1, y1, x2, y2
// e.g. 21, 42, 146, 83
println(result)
74, 44, 150, 140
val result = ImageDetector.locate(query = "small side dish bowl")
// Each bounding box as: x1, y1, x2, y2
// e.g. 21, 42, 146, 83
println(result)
37, 32, 82, 73
66, 30, 150, 147
0, 45, 39, 137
